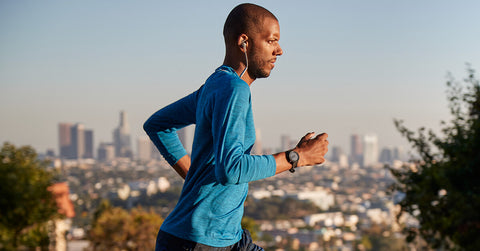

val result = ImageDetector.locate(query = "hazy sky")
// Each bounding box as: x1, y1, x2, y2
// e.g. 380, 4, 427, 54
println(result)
1, 0, 479, 155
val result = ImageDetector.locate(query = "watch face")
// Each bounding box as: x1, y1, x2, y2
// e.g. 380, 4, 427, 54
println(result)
289, 151, 299, 162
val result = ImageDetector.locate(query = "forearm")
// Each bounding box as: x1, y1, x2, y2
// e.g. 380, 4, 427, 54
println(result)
273, 147, 306, 174
273, 152, 291, 174
273, 132, 329, 175
173, 155, 191, 180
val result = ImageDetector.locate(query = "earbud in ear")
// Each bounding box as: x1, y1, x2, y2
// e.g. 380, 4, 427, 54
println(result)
241, 41, 247, 49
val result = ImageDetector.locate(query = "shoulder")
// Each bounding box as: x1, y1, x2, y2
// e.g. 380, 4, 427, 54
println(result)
205, 67, 251, 98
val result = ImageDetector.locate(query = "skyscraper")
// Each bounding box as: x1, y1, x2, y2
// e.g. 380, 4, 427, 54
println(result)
137, 137, 152, 161
113, 111, 132, 158
97, 142, 115, 162
379, 147, 393, 165
350, 134, 363, 165
58, 123, 94, 159
70, 123, 85, 159
59, 123, 73, 158
363, 133, 379, 167
330, 146, 342, 162
84, 129, 94, 159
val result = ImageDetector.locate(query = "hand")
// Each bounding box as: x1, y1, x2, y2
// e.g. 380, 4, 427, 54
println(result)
295, 132, 329, 167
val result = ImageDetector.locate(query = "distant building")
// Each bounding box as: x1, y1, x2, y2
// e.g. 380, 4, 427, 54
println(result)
97, 142, 115, 162
46, 149, 55, 158
329, 146, 343, 162
328, 146, 349, 168
151, 143, 163, 161
70, 123, 85, 159
137, 137, 152, 161
58, 123, 94, 159
379, 147, 393, 165
393, 146, 405, 161
58, 123, 73, 158
84, 129, 94, 159
113, 111, 132, 158
350, 134, 363, 165
294, 188, 335, 211
363, 133, 379, 167
305, 212, 344, 227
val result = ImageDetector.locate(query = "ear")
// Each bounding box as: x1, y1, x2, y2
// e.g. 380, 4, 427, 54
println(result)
237, 34, 248, 52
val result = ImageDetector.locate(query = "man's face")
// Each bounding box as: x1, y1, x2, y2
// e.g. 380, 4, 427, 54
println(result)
248, 17, 283, 79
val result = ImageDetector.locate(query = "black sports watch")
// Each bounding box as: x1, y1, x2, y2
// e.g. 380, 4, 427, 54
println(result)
285, 150, 299, 173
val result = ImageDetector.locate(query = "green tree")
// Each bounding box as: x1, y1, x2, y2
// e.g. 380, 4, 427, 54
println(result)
389, 65, 480, 250
88, 205, 163, 251
241, 216, 260, 241
0, 142, 59, 250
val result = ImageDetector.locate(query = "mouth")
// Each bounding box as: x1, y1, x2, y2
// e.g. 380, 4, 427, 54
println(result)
270, 58, 277, 68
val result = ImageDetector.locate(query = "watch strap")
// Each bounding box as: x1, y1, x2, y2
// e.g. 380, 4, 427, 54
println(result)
285, 150, 299, 173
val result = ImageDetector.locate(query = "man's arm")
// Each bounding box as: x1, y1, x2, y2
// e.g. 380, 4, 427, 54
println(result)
273, 132, 329, 174
212, 82, 277, 184
172, 155, 191, 180
143, 92, 197, 179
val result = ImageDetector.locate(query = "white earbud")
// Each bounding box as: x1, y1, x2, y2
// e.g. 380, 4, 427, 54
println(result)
239, 40, 248, 78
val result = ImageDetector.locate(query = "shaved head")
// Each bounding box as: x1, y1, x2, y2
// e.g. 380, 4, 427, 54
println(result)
223, 3, 278, 46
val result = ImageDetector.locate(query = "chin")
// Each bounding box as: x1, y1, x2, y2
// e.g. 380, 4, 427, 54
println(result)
255, 70, 271, 79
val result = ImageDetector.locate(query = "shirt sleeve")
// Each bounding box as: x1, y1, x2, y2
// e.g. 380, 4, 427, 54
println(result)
212, 83, 276, 185
143, 91, 197, 166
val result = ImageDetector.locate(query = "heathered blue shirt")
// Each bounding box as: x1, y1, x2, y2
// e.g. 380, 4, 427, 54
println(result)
143, 65, 277, 247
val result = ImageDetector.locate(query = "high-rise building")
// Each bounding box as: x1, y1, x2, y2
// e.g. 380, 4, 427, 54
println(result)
97, 142, 115, 162
84, 129, 94, 159
71, 123, 85, 159
137, 137, 152, 161
350, 134, 363, 165
393, 146, 405, 161
113, 111, 132, 158
363, 133, 379, 167
58, 123, 94, 159
59, 123, 73, 158
151, 142, 163, 161
330, 146, 342, 162
379, 147, 393, 165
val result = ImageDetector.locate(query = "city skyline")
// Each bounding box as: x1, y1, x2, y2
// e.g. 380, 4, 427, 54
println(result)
55, 111, 404, 168
1, 1, 480, 155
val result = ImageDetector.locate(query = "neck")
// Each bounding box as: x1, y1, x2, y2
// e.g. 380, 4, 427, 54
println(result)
223, 55, 255, 86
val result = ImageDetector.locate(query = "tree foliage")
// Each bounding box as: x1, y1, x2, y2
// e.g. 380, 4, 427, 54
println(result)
244, 196, 320, 221
88, 202, 163, 251
241, 216, 260, 241
389, 65, 480, 250
0, 142, 59, 250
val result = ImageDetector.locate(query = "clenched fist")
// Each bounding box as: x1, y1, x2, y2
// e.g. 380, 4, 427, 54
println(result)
295, 132, 329, 167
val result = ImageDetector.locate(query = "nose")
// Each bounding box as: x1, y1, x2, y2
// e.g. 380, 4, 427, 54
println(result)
276, 44, 283, 56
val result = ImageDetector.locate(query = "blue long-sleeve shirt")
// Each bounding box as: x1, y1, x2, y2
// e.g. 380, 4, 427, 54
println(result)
143, 65, 277, 247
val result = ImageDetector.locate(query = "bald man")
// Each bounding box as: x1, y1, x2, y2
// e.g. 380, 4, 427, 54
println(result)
144, 3, 329, 250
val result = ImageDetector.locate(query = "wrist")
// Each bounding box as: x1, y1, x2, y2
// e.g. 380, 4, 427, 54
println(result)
285, 149, 299, 173
293, 147, 305, 167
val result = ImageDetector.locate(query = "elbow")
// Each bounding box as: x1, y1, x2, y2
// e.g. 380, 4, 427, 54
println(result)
216, 171, 239, 185
215, 158, 243, 185
143, 118, 153, 135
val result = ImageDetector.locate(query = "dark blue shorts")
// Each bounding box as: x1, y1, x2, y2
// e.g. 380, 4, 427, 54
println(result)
155, 229, 263, 251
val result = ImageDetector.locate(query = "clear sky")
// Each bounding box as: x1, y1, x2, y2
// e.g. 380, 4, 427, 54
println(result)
1, 0, 479, 155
